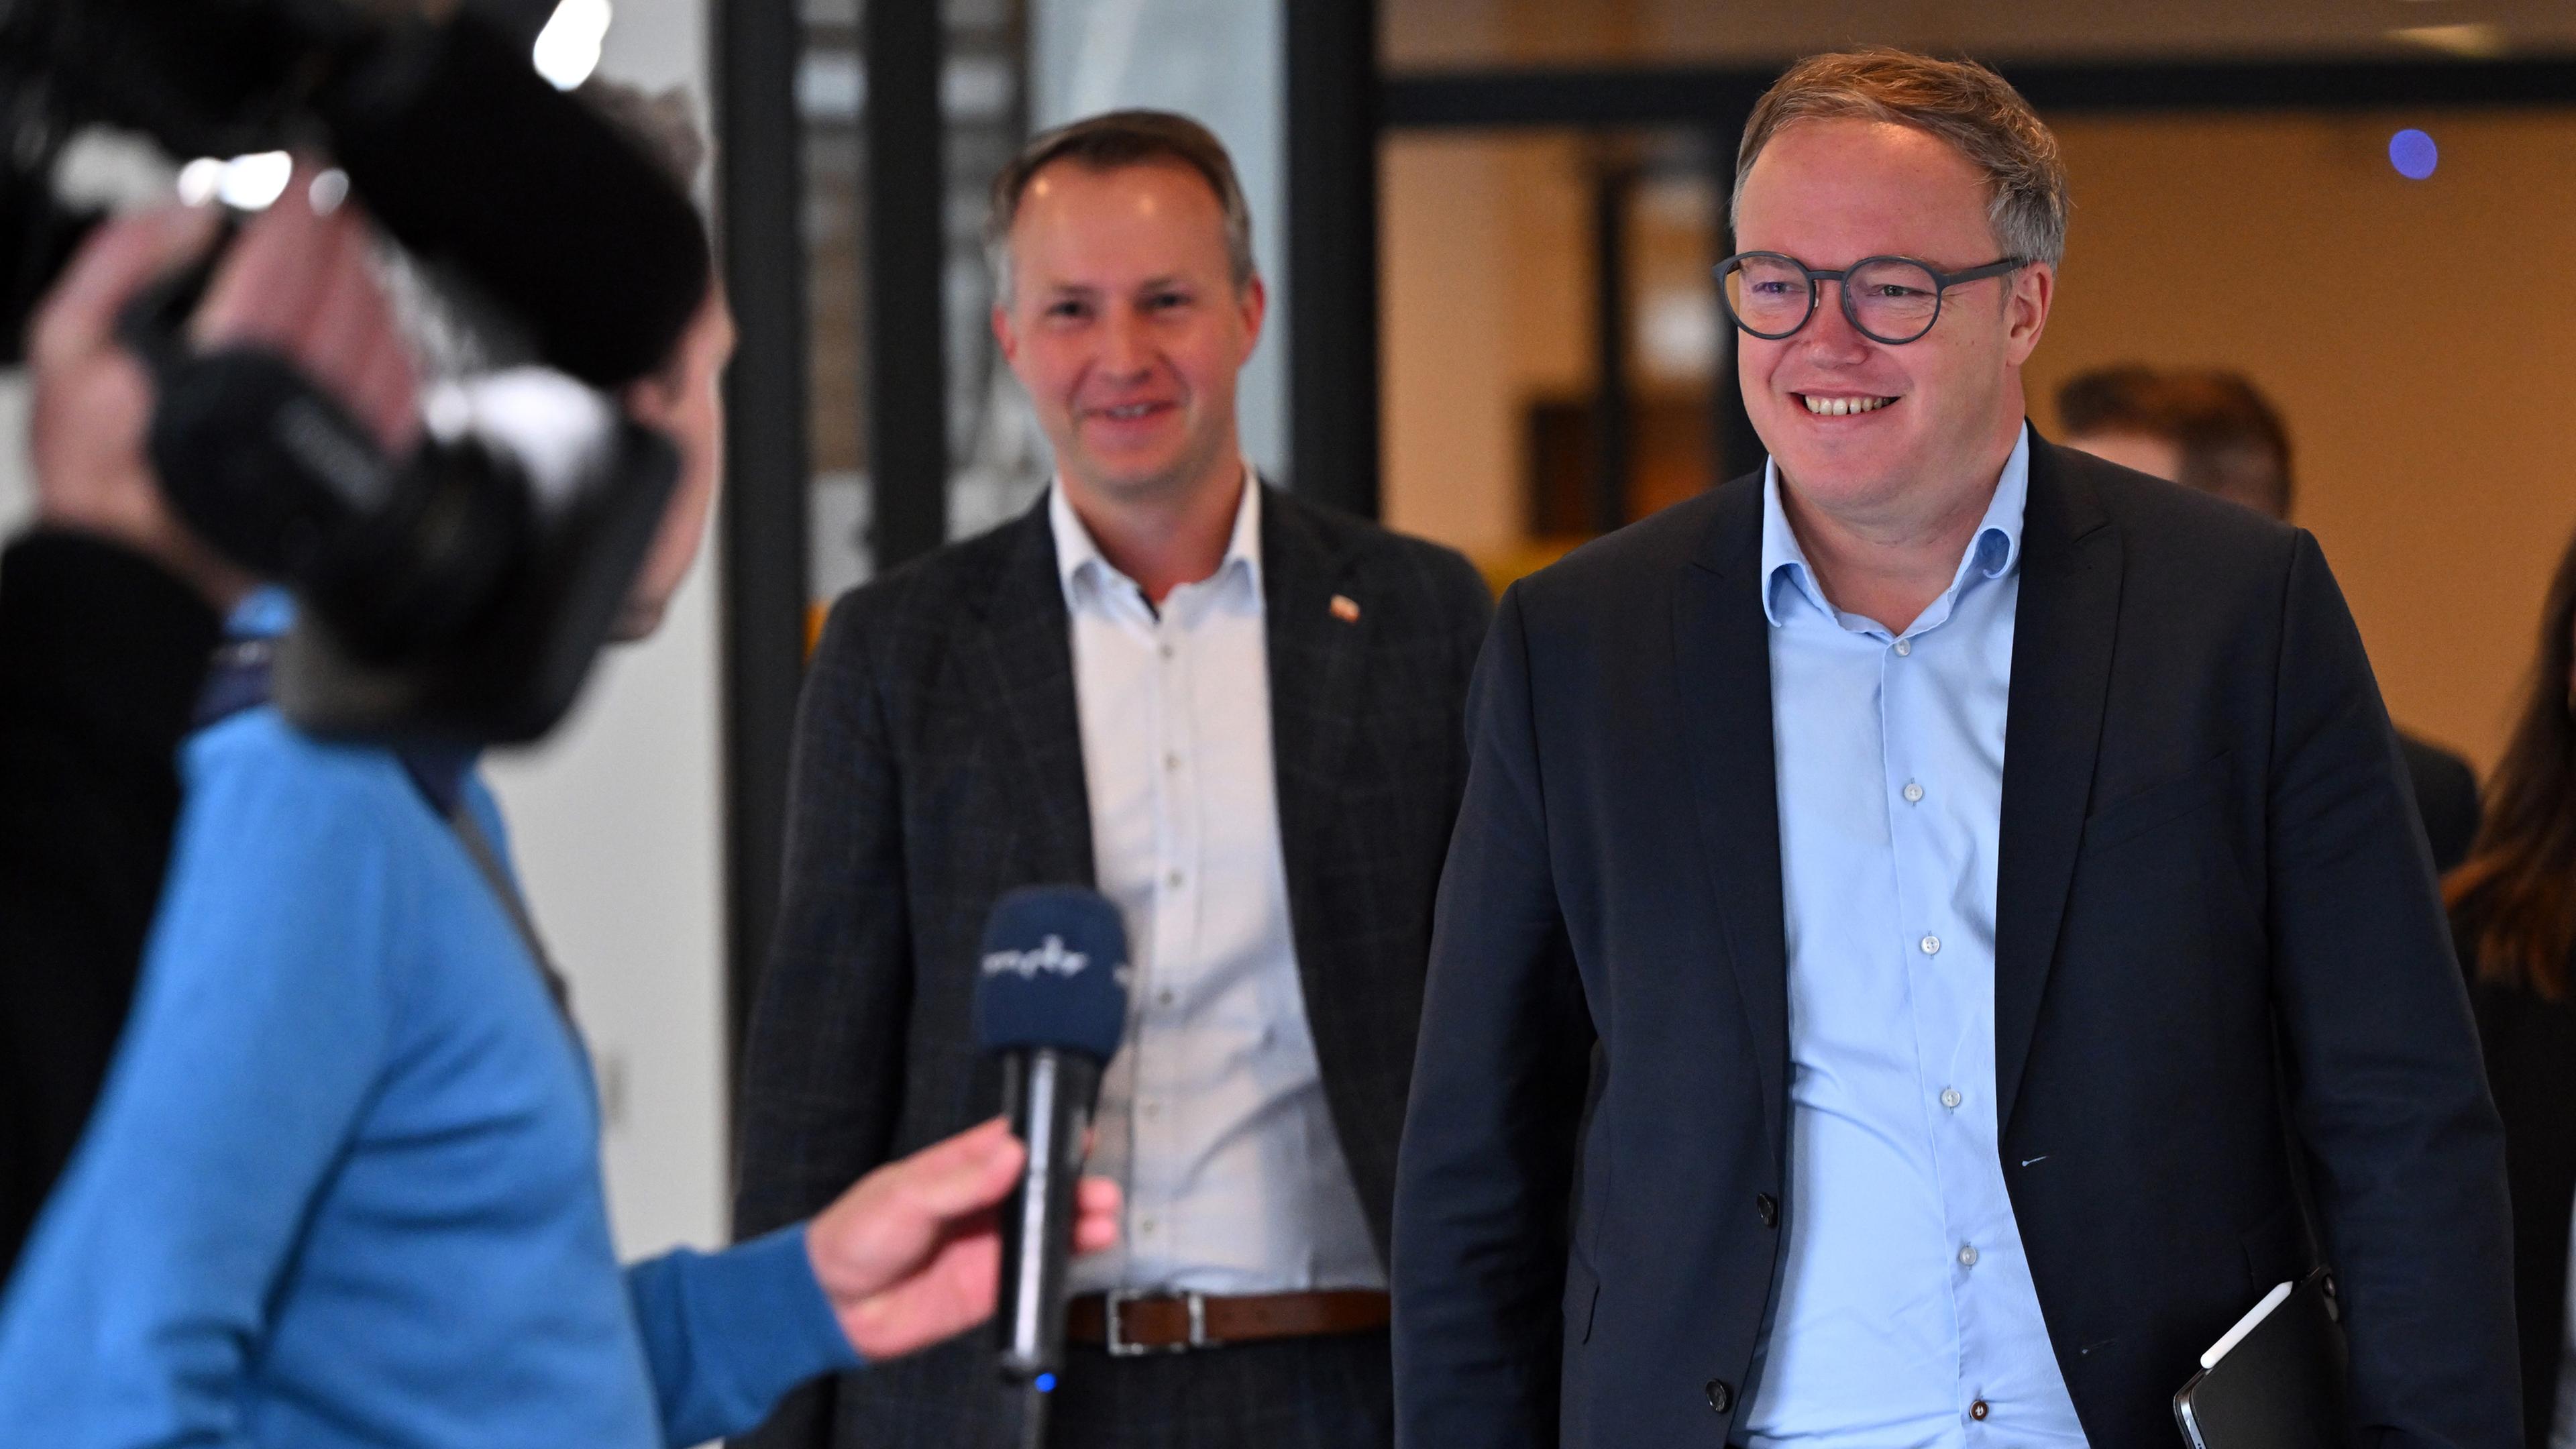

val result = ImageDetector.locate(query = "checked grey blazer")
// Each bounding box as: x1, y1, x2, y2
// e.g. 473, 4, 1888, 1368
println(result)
732, 484, 1493, 1449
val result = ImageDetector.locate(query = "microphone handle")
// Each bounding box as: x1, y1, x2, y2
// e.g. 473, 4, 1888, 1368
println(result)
996, 1046, 1100, 1385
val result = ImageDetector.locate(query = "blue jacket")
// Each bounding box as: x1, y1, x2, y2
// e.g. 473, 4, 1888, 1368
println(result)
0, 697, 857, 1446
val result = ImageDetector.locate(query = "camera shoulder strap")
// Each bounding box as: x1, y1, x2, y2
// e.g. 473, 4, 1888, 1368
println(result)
438, 790, 573, 1019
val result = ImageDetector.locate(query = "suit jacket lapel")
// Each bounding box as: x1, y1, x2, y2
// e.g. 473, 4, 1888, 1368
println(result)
1993, 440, 2122, 1132
960, 500, 1095, 887
1676, 477, 1792, 1163
1261, 488, 1364, 1004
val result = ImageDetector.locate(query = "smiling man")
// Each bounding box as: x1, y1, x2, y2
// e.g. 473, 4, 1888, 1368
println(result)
734, 111, 1491, 1449
1391, 49, 2516, 1449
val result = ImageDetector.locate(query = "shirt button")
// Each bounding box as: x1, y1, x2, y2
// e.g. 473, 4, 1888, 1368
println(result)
1159, 643, 1175, 660
1139, 1218, 1157, 1235
1941, 1087, 1963, 1110
1893, 638, 1913, 656
1167, 869, 1185, 890
1156, 988, 1175, 1008
1705, 1379, 1733, 1413
1165, 752, 1182, 772
1756, 1193, 1778, 1228
1958, 1244, 1980, 1268
1141, 1101, 1161, 1120
1971, 1399, 1990, 1421
1920, 934, 1941, 956
1902, 781, 1925, 804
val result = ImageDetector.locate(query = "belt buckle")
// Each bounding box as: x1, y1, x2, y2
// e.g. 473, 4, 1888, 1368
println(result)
1104, 1289, 1208, 1356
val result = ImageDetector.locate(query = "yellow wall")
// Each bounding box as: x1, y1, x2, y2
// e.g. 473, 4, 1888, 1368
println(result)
2033, 111, 2576, 769
1381, 109, 2576, 768
1381, 133, 1595, 559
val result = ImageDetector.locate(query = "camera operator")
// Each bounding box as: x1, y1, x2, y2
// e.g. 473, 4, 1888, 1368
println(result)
0, 146, 1118, 1445
0, 200, 303, 1278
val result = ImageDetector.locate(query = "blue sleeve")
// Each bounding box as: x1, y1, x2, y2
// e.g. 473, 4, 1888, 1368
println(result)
0, 718, 405, 1446
625, 1222, 863, 1446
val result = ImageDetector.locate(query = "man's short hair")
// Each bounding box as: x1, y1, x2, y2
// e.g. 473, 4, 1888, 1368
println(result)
2056, 365, 2296, 518
983, 109, 1256, 305
1733, 48, 2071, 268
2055, 365, 2171, 439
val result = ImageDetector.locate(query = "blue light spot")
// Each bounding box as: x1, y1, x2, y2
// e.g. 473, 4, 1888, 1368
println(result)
1034, 1373, 1057, 1393
2389, 129, 2439, 180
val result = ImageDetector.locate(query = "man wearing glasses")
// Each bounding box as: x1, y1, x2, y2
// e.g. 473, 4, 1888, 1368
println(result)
1392, 47, 2515, 1449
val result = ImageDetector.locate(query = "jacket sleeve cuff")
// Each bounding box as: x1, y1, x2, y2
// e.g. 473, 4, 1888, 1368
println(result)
625, 1222, 862, 1447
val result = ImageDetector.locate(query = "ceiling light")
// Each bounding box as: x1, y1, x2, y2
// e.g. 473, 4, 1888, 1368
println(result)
2388, 129, 2440, 180
533, 0, 613, 91
2389, 23, 2509, 58
215, 152, 292, 211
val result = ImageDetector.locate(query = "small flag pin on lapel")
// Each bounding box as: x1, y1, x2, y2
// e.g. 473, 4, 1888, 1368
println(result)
1330, 594, 1362, 625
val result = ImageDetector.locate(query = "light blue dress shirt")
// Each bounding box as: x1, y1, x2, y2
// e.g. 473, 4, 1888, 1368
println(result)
1739, 427, 2090, 1446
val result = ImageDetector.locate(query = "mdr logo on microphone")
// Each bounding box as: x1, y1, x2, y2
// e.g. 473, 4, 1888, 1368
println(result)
981, 935, 1093, 981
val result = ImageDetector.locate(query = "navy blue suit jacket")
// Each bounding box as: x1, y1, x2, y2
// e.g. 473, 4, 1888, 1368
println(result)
1391, 437, 2516, 1448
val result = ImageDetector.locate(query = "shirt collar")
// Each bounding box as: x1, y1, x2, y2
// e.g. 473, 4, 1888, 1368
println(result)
1049, 462, 1264, 610
1758, 423, 2031, 629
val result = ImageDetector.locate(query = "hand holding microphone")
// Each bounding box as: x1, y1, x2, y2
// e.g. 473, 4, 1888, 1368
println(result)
25, 161, 414, 608
802, 885, 1129, 1368
803, 1116, 1118, 1362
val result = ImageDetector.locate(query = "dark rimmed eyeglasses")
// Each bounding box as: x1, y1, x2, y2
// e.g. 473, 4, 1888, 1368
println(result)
1717, 252, 2027, 345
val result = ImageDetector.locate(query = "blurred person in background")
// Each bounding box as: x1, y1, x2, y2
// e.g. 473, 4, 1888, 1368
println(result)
0, 80, 731, 1289
2056, 365, 2286, 517
0, 80, 712, 1285
733, 110, 1491, 1449
2445, 520, 2576, 1448
0, 91, 1116, 1447
2057, 364, 2483, 871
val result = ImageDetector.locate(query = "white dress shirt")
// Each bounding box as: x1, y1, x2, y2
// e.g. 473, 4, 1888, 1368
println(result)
1051, 474, 1385, 1296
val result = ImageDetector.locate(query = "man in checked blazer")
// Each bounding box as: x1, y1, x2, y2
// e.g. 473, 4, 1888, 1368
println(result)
733, 111, 1490, 1449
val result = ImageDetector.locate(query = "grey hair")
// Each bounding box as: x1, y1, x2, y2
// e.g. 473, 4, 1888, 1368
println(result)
1730, 48, 2070, 268
575, 80, 710, 194
983, 109, 1257, 307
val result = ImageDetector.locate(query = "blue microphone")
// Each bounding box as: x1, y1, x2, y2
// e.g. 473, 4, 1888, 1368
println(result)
975, 887, 1128, 1421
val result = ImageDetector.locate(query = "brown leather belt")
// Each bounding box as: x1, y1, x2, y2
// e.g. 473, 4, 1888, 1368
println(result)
1065, 1289, 1391, 1356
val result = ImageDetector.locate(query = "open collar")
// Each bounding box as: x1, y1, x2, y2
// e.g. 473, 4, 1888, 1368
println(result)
1758, 424, 2032, 631
1048, 462, 1263, 614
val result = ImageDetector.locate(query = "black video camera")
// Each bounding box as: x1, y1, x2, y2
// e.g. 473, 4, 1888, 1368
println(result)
1, 0, 714, 743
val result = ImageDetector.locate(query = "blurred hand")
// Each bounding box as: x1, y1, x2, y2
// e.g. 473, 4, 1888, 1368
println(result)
804, 1116, 1122, 1361
26, 205, 243, 604
25, 162, 417, 605
188, 165, 418, 451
